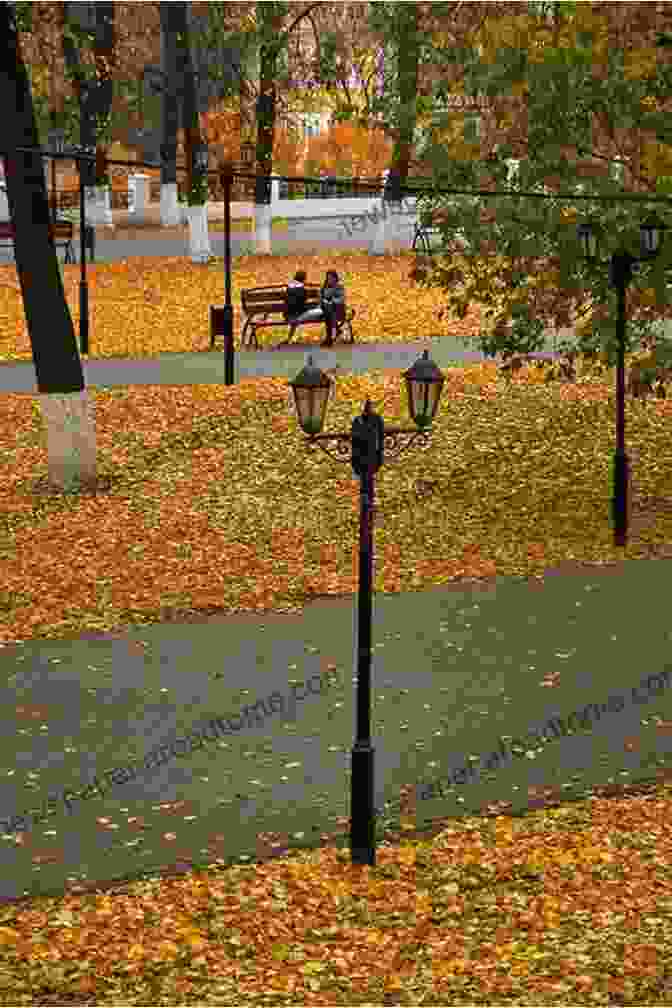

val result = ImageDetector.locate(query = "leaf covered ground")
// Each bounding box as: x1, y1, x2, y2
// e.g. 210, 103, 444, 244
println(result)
0, 251, 478, 361
3, 250, 672, 1003
1, 774, 672, 1005
1, 308, 672, 644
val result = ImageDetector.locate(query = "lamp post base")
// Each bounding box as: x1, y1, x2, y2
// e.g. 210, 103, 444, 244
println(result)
612, 449, 629, 547
350, 741, 375, 866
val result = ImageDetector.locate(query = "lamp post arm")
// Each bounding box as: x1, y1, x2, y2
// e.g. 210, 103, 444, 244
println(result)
306, 425, 432, 465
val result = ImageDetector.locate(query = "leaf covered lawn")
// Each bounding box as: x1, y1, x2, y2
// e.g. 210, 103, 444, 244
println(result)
2, 326, 672, 643
1, 775, 672, 1004
0, 251, 474, 361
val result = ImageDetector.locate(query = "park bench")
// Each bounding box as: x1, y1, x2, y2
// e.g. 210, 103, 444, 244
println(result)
411, 209, 470, 257
240, 284, 356, 350
0, 219, 95, 264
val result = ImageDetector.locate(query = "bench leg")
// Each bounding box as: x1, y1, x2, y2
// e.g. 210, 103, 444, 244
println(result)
241, 320, 251, 349
277, 324, 298, 346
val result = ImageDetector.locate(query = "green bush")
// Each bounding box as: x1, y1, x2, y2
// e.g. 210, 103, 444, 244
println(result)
477, 310, 547, 360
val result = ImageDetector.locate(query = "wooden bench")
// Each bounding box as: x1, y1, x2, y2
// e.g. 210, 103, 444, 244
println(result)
411, 210, 469, 257
240, 284, 356, 350
0, 219, 95, 264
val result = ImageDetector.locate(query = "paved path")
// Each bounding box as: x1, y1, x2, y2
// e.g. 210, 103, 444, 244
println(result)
0, 561, 671, 909
0, 339, 566, 393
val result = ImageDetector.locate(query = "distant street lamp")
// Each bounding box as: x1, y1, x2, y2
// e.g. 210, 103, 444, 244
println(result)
47, 128, 65, 221
577, 214, 668, 547
288, 350, 446, 866
240, 140, 255, 202
209, 162, 235, 385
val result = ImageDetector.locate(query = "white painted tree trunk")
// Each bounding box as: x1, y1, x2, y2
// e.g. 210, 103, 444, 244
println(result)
186, 203, 211, 263
371, 198, 404, 254
39, 389, 96, 493
254, 203, 272, 255
84, 186, 114, 228
160, 182, 183, 227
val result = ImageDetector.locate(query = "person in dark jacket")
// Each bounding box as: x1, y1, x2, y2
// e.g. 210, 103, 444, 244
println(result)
286, 269, 346, 346
285, 270, 308, 318
282, 270, 309, 345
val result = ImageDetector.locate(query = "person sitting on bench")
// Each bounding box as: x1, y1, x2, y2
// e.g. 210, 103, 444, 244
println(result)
281, 270, 309, 345
287, 269, 346, 347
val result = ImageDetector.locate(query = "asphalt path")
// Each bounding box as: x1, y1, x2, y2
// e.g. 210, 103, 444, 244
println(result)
1, 564, 671, 909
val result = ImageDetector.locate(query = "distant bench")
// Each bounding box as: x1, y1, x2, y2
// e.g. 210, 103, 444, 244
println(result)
0, 219, 95, 264
240, 284, 356, 350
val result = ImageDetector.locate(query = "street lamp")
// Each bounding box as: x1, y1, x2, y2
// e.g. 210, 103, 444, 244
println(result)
74, 142, 96, 356
288, 349, 446, 866
240, 140, 256, 202
47, 128, 65, 221
577, 213, 668, 547
194, 141, 209, 198
209, 161, 235, 385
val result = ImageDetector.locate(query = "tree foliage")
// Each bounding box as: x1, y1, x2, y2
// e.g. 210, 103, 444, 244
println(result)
415, 1, 672, 363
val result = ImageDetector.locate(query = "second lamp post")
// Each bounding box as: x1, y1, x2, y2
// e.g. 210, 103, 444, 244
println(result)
577, 214, 668, 547
289, 349, 445, 867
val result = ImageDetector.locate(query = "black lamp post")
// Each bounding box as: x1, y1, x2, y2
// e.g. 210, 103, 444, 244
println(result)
240, 140, 255, 200
47, 128, 65, 222
288, 349, 446, 866
577, 214, 668, 547
209, 162, 235, 385
194, 141, 209, 198
74, 143, 96, 356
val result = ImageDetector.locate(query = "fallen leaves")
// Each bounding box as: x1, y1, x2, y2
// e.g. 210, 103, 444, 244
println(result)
1, 250, 672, 1002
0, 251, 479, 361
1, 276, 672, 643
0, 780, 672, 1003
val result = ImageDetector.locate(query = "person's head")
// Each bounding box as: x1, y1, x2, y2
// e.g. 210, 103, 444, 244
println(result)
294, 270, 307, 284
325, 270, 339, 286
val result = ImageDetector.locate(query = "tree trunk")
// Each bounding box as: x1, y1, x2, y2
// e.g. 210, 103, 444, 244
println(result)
372, 3, 420, 255
60, 3, 113, 227
253, 2, 282, 255
173, 2, 211, 262
159, 1, 183, 227
0, 3, 95, 494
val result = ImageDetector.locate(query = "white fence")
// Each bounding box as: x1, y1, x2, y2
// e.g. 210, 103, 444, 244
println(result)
0, 172, 427, 250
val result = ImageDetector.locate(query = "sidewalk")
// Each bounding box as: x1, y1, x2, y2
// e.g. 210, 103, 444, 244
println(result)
0, 338, 566, 393
1, 556, 671, 909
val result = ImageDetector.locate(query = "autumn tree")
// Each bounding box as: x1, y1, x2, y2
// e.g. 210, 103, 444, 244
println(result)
414, 1, 672, 362
0, 1, 95, 493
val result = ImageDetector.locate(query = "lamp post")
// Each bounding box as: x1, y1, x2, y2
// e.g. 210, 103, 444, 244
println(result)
240, 140, 254, 200
210, 161, 235, 385
73, 142, 96, 356
194, 141, 209, 198
47, 128, 65, 222
577, 214, 668, 547
288, 349, 445, 866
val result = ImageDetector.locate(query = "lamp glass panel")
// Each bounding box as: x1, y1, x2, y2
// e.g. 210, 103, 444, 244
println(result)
407, 380, 440, 428
293, 386, 330, 435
